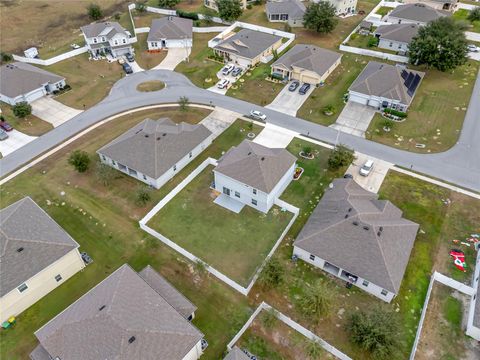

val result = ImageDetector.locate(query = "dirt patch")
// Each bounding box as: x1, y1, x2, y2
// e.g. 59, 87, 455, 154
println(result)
136, 81, 165, 92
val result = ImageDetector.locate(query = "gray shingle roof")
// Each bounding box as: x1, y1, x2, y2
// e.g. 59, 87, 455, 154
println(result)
34, 264, 204, 360
81, 21, 127, 39
348, 61, 425, 106
272, 44, 342, 78
139, 265, 196, 319
0, 197, 79, 297
97, 118, 212, 179
224, 346, 252, 360
147, 17, 193, 42
375, 23, 419, 44
388, 3, 450, 23
213, 29, 282, 60
214, 140, 296, 193
266, 0, 306, 20
294, 179, 419, 293
0, 62, 64, 99
29, 345, 51, 360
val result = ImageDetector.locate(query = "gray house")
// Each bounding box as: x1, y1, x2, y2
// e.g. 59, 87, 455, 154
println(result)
271, 44, 342, 85
97, 118, 213, 189
0, 62, 66, 105
30, 264, 205, 360
385, 3, 450, 26
265, 0, 306, 27
81, 21, 133, 58
224, 347, 252, 360
374, 23, 419, 53
348, 61, 425, 112
293, 179, 419, 302
147, 16, 193, 51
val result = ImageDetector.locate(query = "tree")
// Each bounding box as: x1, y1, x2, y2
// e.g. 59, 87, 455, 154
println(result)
158, 0, 180, 9
12, 102, 32, 118
135, 185, 151, 206
303, 2, 338, 34
0, 51, 13, 64
328, 144, 355, 170
95, 162, 117, 186
178, 96, 190, 112
468, 7, 480, 22
297, 280, 335, 321
347, 307, 401, 359
68, 150, 90, 173
258, 258, 285, 288
216, 0, 243, 22
409, 17, 468, 71
87, 3, 103, 20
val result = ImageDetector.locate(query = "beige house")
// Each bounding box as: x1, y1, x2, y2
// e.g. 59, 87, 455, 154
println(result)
204, 0, 248, 11
271, 44, 342, 84
0, 197, 85, 323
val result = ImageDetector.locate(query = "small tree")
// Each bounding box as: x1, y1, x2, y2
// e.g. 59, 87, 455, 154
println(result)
95, 162, 117, 186
216, 0, 243, 22
347, 307, 401, 359
0, 51, 13, 63
367, 36, 378, 48
178, 96, 190, 112
135, 185, 151, 206
68, 150, 90, 173
297, 280, 335, 321
158, 0, 180, 9
258, 258, 285, 289
328, 144, 355, 170
468, 7, 480, 22
135, 1, 147, 12
303, 2, 338, 34
87, 3, 103, 20
12, 102, 32, 118
302, 145, 313, 156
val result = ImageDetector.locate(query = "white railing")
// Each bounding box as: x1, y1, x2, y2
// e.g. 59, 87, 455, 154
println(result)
136, 27, 150, 34
193, 26, 229, 33
145, 5, 176, 15
12, 46, 88, 66
339, 45, 409, 63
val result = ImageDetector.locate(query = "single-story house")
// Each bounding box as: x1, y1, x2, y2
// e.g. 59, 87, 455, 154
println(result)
348, 61, 425, 112
81, 21, 133, 58
384, 3, 450, 26
315, 0, 358, 15
271, 44, 342, 85
97, 118, 213, 189
224, 346, 252, 360
265, 0, 306, 27
205, 0, 247, 11
213, 140, 296, 214
147, 16, 193, 51
212, 29, 283, 67
0, 62, 66, 105
0, 197, 85, 323
293, 179, 419, 302
466, 250, 480, 340
403, 0, 457, 11
30, 264, 205, 360
374, 23, 419, 53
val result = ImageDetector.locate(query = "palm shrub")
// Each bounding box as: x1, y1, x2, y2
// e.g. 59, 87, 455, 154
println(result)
296, 280, 335, 321
68, 150, 90, 173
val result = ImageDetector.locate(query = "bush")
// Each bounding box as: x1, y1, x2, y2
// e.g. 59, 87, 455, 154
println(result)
12, 102, 32, 118
296, 280, 335, 321
135, 2, 147, 12
135, 185, 151, 206
468, 7, 480, 22
367, 36, 378, 48
261, 308, 278, 329
178, 96, 190, 111
306, 339, 324, 359
246, 4, 252, 9
302, 145, 313, 156
114, 12, 121, 20
0, 51, 13, 63
95, 162, 117, 186
284, 23, 292, 33
63, 84, 72, 90
87, 3, 103, 20
258, 258, 285, 288
176, 9, 199, 20
328, 144, 355, 170
158, 0, 180, 8
68, 150, 91, 173
384, 108, 407, 118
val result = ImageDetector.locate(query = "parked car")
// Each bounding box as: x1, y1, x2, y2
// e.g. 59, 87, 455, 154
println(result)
298, 83, 311, 95
0, 129, 9, 140
122, 62, 133, 74
231, 67, 242, 77
222, 64, 234, 75
288, 80, 300, 92
359, 159, 374, 177
217, 79, 230, 89
467, 44, 479, 53
125, 53, 135, 62
250, 110, 267, 121
0, 120, 13, 132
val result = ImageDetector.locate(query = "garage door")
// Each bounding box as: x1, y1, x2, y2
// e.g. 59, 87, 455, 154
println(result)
348, 93, 368, 105
300, 74, 320, 85
367, 99, 380, 108
25, 88, 46, 103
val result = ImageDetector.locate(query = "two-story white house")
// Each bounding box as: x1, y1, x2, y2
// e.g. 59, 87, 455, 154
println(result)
97, 118, 213, 189
213, 140, 296, 214
315, 0, 358, 16
81, 21, 133, 58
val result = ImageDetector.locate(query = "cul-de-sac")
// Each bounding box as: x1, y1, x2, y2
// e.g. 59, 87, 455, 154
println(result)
0, 0, 479, 359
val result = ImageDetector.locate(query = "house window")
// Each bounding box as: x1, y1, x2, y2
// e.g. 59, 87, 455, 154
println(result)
389, 42, 393, 47
93, 38, 97, 44
362, 280, 369, 287
122, 39, 126, 44
114, 40, 118, 45
102, 155, 106, 161
189, 152, 193, 158
381, 289, 388, 296
173, 165, 177, 171
55, 274, 62, 282
251, 199, 257, 206
223, 187, 230, 196
235, 191, 240, 198
309, 254, 315, 261
253, 188, 257, 195
17, 283, 28, 293
112, 161, 116, 166
102, 37, 106, 42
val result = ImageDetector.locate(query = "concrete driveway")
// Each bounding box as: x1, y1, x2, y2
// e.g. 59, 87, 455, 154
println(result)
31, 97, 83, 127
266, 81, 314, 116
200, 107, 240, 137
153, 47, 192, 70
253, 123, 298, 148
208, 64, 245, 95
330, 102, 376, 137
345, 153, 393, 193
0, 130, 36, 157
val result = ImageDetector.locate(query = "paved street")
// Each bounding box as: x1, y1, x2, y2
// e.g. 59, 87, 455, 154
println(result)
1, 69, 479, 192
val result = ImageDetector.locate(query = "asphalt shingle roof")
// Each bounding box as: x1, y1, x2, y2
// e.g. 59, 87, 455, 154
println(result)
294, 179, 419, 293
388, 3, 450, 23
0, 197, 79, 297
148, 17, 193, 42
214, 140, 296, 193
34, 264, 204, 360
224, 346, 252, 360
265, 0, 306, 20
97, 118, 212, 179
0, 62, 64, 99
375, 23, 419, 44
81, 21, 127, 39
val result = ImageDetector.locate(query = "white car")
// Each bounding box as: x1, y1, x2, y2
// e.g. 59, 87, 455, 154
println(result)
467, 44, 479, 53
250, 110, 267, 121
359, 159, 374, 177
222, 64, 234, 75
217, 79, 230, 89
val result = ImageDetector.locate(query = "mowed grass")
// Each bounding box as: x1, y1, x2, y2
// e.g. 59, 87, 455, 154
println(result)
0, 102, 53, 137
453, 9, 480, 33
136, 80, 165, 92
133, 33, 168, 70
367, 62, 479, 153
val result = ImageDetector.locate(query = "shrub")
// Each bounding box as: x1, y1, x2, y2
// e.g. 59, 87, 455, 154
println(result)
284, 23, 292, 32
296, 280, 335, 321
306, 339, 324, 359
135, 2, 147, 12
68, 150, 91, 173
114, 12, 121, 20
258, 258, 285, 288
0, 51, 13, 63
246, 4, 252, 9
87, 3, 103, 20
367, 36, 378, 48
302, 145, 313, 156
382, 119, 394, 130
158, 0, 180, 9
63, 84, 72, 90
323, 104, 335, 114
177, 9, 199, 20
135, 185, 151, 206
178, 96, 190, 111
12, 102, 32, 118
384, 108, 407, 118
261, 308, 278, 329
468, 7, 480, 22
328, 144, 355, 170
95, 162, 117, 186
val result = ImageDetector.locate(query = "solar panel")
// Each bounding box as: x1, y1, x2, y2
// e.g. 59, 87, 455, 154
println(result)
404, 72, 415, 88
401, 69, 408, 80
407, 74, 421, 97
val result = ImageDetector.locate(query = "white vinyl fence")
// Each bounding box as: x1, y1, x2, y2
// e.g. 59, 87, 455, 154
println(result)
12, 47, 88, 66
339, 45, 409, 63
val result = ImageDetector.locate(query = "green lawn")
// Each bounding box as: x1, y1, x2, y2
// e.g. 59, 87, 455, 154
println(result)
453, 9, 480, 33
0, 102, 53, 137
376, 6, 392, 16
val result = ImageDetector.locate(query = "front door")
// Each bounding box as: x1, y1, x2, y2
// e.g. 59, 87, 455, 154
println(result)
223, 187, 230, 196
161, 39, 167, 48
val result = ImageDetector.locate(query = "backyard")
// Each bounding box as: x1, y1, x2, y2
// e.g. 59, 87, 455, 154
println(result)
0, 102, 53, 137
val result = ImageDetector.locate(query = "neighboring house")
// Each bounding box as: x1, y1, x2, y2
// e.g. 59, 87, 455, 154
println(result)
348, 61, 425, 112
315, 0, 358, 15
403, 0, 458, 11
384, 3, 450, 26
0, 197, 85, 323
147, 16, 193, 51
97, 118, 213, 189
30, 264, 205, 360
265, 0, 306, 27
212, 29, 283, 67
204, 0, 247, 11
466, 250, 480, 340
81, 21, 133, 58
374, 23, 419, 53
271, 44, 342, 84
0, 62, 66, 105
213, 140, 296, 214
224, 347, 252, 360
293, 179, 419, 303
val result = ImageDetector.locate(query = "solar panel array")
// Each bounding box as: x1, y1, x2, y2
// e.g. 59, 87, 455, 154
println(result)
407, 74, 421, 97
